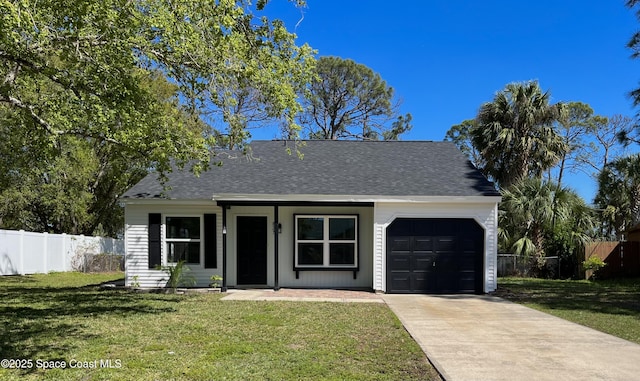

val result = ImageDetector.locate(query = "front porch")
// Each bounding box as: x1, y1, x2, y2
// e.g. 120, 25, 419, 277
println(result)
217, 201, 375, 291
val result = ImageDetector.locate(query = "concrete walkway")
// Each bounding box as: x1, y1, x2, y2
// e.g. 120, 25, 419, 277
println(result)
383, 294, 640, 381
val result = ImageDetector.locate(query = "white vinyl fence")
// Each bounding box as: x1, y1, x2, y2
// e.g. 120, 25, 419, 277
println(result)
0, 229, 124, 276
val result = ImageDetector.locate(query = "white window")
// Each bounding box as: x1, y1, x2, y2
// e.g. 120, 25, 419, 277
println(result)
295, 215, 358, 268
165, 216, 201, 264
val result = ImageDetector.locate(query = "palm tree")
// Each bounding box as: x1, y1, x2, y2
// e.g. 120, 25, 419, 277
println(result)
471, 81, 567, 188
500, 178, 594, 269
594, 154, 640, 239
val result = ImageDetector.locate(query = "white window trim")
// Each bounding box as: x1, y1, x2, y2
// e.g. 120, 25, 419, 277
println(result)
164, 215, 203, 266
294, 214, 358, 269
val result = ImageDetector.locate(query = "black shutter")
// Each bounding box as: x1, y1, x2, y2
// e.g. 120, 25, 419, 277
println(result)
148, 213, 162, 269
204, 214, 217, 268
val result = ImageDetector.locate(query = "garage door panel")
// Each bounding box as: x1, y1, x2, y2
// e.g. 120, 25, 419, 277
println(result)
389, 255, 411, 270
435, 237, 456, 252
412, 273, 434, 292
436, 276, 458, 293
389, 237, 411, 251
434, 255, 460, 277
458, 276, 476, 292
461, 237, 480, 251
413, 254, 435, 270
413, 237, 433, 251
389, 274, 411, 292
459, 258, 477, 271
386, 218, 484, 294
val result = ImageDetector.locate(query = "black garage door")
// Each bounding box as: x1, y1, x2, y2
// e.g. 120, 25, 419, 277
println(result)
386, 218, 484, 294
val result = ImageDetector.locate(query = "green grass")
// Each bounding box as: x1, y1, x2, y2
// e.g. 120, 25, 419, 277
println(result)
497, 277, 640, 344
0, 272, 439, 380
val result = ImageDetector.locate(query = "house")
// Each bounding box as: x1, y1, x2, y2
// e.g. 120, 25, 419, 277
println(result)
120, 140, 501, 294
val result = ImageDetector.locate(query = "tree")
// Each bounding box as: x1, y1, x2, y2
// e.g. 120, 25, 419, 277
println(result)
444, 119, 483, 168
1, 0, 314, 175
577, 114, 631, 176
0, 73, 193, 236
500, 178, 594, 273
470, 81, 566, 188
299, 56, 411, 140
549, 102, 594, 187
545, 105, 631, 191
0, 0, 315, 235
594, 154, 640, 239
627, 0, 640, 107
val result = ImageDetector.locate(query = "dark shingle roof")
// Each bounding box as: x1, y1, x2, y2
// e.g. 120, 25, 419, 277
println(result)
122, 140, 500, 200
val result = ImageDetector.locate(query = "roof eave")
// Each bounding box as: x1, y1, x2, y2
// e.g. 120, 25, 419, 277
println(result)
212, 193, 502, 204
119, 198, 216, 206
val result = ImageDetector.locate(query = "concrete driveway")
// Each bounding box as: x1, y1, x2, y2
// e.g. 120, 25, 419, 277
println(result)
383, 294, 640, 381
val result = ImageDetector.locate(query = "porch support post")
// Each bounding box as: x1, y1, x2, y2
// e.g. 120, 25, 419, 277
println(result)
222, 205, 228, 292
274, 205, 280, 291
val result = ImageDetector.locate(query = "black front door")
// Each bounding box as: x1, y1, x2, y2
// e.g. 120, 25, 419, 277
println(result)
237, 216, 268, 285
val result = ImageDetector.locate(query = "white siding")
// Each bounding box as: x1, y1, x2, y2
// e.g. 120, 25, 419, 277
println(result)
276, 206, 373, 289
126, 200, 499, 292
373, 201, 499, 293
125, 203, 373, 289
223, 205, 373, 289
124, 203, 223, 288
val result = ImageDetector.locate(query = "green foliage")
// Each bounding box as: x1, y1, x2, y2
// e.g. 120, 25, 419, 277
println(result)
209, 274, 223, 288
552, 102, 595, 187
627, 0, 640, 107
158, 260, 195, 291
582, 256, 607, 272
444, 118, 483, 168
594, 154, 640, 239
499, 178, 595, 274
471, 81, 566, 188
0, 73, 176, 235
553, 107, 632, 189
299, 56, 411, 140
0, 0, 315, 234
448, 82, 609, 277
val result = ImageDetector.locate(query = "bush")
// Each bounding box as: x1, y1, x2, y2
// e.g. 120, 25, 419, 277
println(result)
582, 256, 607, 271
582, 256, 607, 279
157, 260, 195, 291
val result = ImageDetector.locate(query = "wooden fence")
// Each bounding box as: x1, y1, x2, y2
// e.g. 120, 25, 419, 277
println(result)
584, 241, 640, 279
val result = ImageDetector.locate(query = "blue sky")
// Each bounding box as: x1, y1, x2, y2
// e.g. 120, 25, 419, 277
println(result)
253, 1, 639, 202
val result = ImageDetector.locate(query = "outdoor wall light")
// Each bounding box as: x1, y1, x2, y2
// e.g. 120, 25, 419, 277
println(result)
222, 226, 227, 235
273, 222, 282, 234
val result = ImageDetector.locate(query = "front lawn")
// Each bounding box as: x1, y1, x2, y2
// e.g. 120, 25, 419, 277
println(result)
497, 277, 640, 344
0, 272, 439, 380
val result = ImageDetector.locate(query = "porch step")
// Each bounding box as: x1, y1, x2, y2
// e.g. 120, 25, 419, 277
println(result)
221, 290, 269, 301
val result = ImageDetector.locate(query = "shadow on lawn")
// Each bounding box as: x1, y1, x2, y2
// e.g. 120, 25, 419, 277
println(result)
0, 275, 38, 284
496, 278, 640, 316
0, 281, 181, 374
